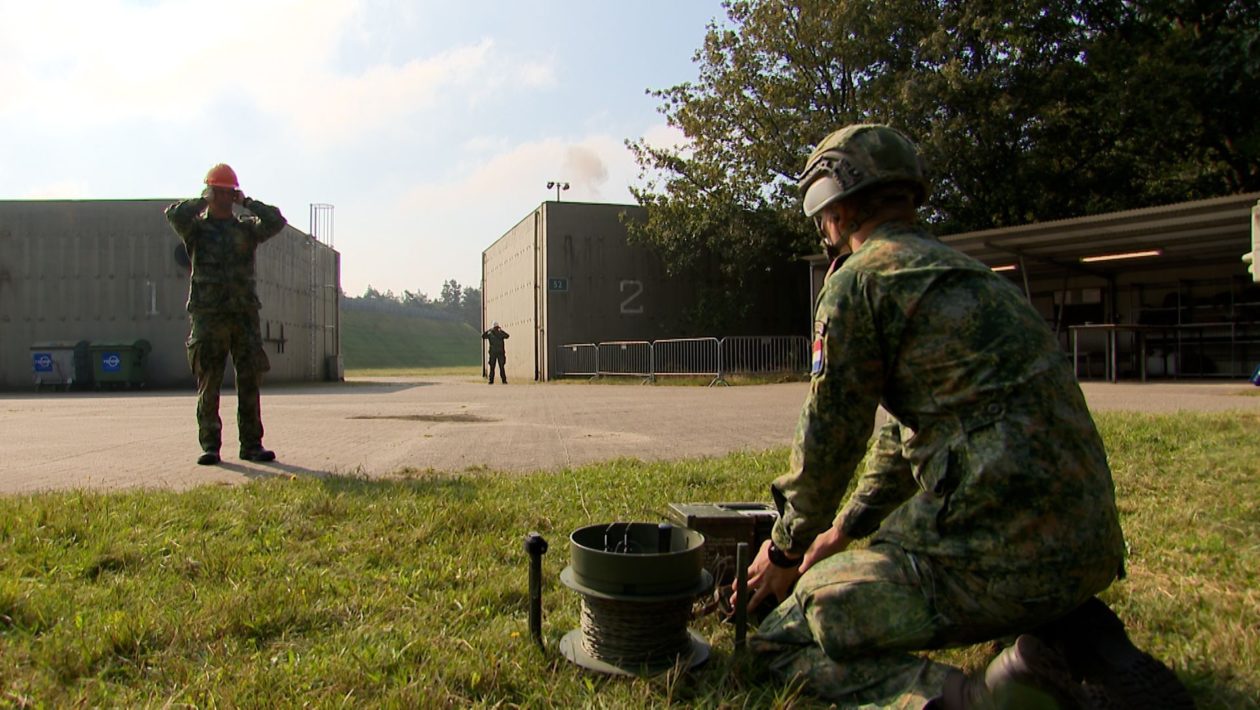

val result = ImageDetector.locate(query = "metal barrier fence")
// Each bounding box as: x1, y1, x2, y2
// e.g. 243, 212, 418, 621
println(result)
557, 335, 810, 382
555, 343, 598, 377
652, 338, 721, 383
721, 336, 810, 376
596, 341, 653, 379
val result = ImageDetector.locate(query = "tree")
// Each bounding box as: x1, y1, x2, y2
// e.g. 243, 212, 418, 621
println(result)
627, 0, 934, 329
629, 0, 1260, 320
402, 290, 431, 307
460, 286, 481, 328
893, 0, 1260, 228
440, 279, 463, 309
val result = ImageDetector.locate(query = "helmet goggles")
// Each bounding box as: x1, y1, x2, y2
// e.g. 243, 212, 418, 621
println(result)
797, 124, 929, 222
798, 153, 851, 219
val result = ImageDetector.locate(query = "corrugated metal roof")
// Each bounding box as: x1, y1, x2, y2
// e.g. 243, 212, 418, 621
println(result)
940, 192, 1260, 276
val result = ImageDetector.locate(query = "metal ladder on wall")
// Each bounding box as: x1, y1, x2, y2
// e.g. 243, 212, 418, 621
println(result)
309, 204, 335, 380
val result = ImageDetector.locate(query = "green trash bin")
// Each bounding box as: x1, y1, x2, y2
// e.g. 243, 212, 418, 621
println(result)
88, 339, 152, 389
31, 340, 92, 390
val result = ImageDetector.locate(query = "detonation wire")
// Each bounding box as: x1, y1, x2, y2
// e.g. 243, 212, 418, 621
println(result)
578, 595, 694, 665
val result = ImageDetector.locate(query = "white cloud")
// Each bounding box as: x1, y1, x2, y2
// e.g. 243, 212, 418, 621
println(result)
19, 180, 91, 200
331, 131, 651, 296
516, 60, 557, 89
461, 134, 513, 155
620, 123, 695, 195
641, 123, 692, 155
399, 133, 639, 216
265, 39, 496, 143
0, 0, 722, 300
0, 0, 355, 121
0, 0, 555, 145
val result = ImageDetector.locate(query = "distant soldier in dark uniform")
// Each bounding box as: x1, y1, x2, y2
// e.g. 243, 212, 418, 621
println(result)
737, 125, 1192, 709
165, 164, 287, 466
482, 322, 510, 384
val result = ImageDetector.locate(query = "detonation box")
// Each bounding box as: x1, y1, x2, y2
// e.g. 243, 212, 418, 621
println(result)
666, 502, 778, 585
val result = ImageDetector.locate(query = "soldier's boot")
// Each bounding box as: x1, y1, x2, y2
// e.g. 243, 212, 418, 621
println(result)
197, 433, 221, 467
1030, 597, 1195, 709
198, 429, 221, 467
931, 635, 1087, 710
240, 446, 276, 462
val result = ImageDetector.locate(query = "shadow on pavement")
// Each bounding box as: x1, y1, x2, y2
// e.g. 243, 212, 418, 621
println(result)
0, 380, 439, 400
216, 460, 333, 481
268, 381, 438, 396
0, 389, 195, 401
223, 460, 482, 500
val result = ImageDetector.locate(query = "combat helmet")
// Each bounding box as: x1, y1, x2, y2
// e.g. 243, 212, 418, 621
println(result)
798, 124, 928, 218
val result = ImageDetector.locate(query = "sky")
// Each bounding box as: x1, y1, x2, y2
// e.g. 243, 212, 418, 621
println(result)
0, 0, 727, 300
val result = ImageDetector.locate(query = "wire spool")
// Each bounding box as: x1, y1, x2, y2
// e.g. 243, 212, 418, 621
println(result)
560, 522, 712, 676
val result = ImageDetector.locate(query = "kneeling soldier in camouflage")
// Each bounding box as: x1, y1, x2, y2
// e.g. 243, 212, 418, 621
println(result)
737, 125, 1193, 709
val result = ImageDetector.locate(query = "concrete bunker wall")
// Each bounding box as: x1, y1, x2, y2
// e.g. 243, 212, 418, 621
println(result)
0, 199, 340, 389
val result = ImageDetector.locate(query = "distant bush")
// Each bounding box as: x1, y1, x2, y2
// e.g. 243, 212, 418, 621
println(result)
342, 295, 463, 321
348, 281, 481, 329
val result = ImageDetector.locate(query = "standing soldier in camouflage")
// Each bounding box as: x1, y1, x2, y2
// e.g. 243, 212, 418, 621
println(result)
165, 164, 287, 466
738, 125, 1192, 708
482, 321, 510, 384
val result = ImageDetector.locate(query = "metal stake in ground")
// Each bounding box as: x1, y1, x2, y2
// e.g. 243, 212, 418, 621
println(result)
524, 532, 548, 650
734, 541, 749, 651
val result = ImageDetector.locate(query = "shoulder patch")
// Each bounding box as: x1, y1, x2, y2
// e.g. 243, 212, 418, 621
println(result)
811, 320, 826, 376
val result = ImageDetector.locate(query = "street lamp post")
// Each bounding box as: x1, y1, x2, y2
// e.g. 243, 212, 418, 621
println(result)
546, 181, 570, 201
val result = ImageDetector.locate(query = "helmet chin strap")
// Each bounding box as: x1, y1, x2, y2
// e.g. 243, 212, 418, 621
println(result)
821, 236, 850, 262
818, 206, 873, 262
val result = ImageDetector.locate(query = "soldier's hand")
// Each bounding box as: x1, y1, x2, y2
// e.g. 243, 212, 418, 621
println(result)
800, 525, 851, 573
739, 539, 802, 613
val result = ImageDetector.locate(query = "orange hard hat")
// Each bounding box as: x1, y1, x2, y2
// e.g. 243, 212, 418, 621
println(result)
204, 163, 239, 189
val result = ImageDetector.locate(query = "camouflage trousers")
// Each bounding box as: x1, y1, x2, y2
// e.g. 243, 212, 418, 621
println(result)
488, 353, 506, 383
750, 543, 1116, 708
186, 311, 271, 453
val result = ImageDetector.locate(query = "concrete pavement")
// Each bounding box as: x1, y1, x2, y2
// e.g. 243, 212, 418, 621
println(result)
1, 377, 1257, 495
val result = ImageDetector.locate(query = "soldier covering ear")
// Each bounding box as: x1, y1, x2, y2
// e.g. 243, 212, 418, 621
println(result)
166, 164, 287, 465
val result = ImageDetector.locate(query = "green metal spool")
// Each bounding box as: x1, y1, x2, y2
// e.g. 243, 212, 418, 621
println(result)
560, 522, 712, 676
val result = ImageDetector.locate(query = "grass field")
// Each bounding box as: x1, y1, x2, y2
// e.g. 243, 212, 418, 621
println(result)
339, 308, 480, 370
1, 412, 1257, 708
344, 366, 482, 378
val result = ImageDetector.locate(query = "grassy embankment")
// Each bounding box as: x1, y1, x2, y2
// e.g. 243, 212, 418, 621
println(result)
1, 412, 1257, 708
339, 307, 481, 377
336, 303, 812, 383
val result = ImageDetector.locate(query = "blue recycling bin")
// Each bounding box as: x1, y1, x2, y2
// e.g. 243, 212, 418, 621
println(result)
30, 341, 92, 390
88, 339, 152, 389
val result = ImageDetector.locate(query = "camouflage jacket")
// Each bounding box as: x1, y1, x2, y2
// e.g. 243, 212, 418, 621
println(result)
771, 221, 1125, 573
482, 328, 510, 355
165, 197, 287, 313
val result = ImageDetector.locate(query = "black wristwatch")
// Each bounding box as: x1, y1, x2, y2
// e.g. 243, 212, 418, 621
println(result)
767, 541, 801, 569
